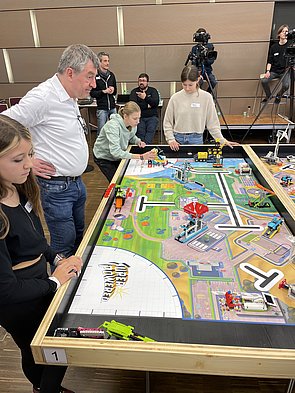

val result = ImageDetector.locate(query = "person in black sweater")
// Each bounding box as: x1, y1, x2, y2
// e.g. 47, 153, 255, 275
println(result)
130, 73, 160, 144
90, 51, 117, 136
0, 115, 82, 393
261, 24, 290, 104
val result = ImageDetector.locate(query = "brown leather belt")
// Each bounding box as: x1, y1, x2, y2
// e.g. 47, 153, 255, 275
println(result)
12, 254, 43, 271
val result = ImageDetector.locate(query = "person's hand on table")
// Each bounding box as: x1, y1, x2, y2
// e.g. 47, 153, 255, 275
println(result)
169, 140, 180, 151
143, 150, 157, 160
138, 141, 146, 148
224, 140, 240, 149
52, 256, 83, 286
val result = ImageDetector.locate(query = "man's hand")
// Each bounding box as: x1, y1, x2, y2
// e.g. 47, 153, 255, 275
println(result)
33, 158, 56, 179
264, 71, 270, 79
136, 91, 146, 100
104, 87, 114, 94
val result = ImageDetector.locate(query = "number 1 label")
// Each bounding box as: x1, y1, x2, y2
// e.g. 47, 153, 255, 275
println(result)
43, 348, 68, 364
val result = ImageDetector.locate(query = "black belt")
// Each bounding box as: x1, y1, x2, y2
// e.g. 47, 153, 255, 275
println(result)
174, 132, 199, 135
38, 176, 80, 182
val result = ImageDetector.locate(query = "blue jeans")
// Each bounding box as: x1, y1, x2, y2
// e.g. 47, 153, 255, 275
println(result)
37, 177, 86, 256
97, 108, 116, 136
136, 116, 159, 145
261, 71, 290, 98
174, 132, 203, 145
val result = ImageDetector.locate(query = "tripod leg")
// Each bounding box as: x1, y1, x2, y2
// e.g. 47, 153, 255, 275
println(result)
288, 66, 294, 122
203, 71, 233, 141
241, 67, 291, 143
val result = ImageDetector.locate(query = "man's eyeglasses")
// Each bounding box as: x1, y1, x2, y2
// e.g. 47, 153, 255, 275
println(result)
77, 115, 88, 134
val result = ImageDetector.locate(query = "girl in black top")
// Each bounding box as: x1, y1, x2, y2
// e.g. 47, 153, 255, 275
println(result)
0, 115, 82, 393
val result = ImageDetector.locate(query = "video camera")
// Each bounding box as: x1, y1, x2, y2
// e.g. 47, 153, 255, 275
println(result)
285, 28, 295, 62
193, 31, 211, 44
185, 30, 217, 68
287, 28, 295, 41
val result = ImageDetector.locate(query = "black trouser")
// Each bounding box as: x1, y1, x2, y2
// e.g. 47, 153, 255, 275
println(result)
94, 156, 120, 183
0, 258, 67, 393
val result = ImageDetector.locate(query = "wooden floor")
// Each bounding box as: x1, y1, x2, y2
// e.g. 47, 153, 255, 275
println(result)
1, 126, 294, 393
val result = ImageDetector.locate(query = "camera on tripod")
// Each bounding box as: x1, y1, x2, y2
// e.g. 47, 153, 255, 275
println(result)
285, 28, 295, 62
287, 28, 295, 41
185, 30, 217, 68
193, 31, 211, 44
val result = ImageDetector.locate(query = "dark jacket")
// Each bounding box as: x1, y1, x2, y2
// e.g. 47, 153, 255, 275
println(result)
267, 41, 289, 74
191, 42, 215, 74
129, 86, 159, 118
90, 70, 117, 110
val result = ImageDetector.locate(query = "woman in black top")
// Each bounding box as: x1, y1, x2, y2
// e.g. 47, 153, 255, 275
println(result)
0, 115, 82, 393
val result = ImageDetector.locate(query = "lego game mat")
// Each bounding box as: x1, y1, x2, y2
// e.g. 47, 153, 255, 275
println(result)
68, 154, 295, 328
251, 144, 295, 204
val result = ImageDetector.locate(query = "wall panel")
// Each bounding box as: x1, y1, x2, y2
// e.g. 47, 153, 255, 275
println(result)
92, 46, 146, 83
0, 0, 156, 11
36, 8, 118, 47
0, 11, 33, 48
0, 83, 38, 98
218, 80, 260, 98
124, 3, 273, 45
214, 43, 269, 80
145, 45, 190, 81
0, 53, 9, 84
9, 48, 64, 83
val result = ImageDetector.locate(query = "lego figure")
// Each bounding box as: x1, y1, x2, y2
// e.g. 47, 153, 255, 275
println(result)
262, 216, 283, 238
279, 279, 295, 300
280, 175, 293, 187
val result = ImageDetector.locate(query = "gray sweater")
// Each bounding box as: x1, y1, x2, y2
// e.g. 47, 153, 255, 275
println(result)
93, 113, 141, 161
163, 88, 225, 144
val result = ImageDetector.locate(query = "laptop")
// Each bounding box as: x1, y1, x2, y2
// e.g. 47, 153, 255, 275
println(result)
116, 94, 130, 105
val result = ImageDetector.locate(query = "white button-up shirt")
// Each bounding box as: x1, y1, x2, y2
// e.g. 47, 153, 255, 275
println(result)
3, 74, 88, 176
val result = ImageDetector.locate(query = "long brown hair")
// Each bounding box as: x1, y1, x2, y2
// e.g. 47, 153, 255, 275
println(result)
0, 115, 42, 238
181, 65, 199, 83
277, 24, 289, 39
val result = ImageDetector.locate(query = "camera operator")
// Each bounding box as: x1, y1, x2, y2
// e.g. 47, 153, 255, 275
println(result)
261, 24, 290, 104
187, 28, 217, 95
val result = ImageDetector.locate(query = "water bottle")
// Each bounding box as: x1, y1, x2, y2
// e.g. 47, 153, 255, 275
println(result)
246, 106, 251, 117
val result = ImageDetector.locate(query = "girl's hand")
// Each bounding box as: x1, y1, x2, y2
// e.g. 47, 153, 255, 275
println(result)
143, 150, 157, 160
169, 140, 180, 151
224, 140, 239, 149
51, 256, 82, 285
138, 141, 146, 148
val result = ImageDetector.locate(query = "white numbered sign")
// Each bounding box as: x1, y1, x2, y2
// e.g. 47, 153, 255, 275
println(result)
43, 347, 68, 364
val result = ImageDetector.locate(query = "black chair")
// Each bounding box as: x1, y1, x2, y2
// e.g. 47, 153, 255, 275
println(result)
0, 103, 8, 113
8, 97, 22, 107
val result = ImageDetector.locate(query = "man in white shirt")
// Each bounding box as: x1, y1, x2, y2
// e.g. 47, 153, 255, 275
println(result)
3, 44, 98, 256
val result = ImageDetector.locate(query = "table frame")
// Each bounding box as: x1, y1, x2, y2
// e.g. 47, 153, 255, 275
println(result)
32, 145, 295, 381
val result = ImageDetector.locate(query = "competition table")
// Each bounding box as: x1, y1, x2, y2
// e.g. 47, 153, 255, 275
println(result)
32, 145, 295, 392
246, 144, 295, 206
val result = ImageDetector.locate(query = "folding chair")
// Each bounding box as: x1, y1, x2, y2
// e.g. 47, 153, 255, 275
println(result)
0, 103, 8, 113
8, 97, 22, 106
